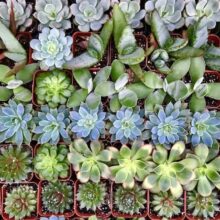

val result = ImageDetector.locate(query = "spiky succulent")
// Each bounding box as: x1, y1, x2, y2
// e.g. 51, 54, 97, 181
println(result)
184, 0, 220, 29
187, 190, 220, 219
110, 141, 153, 188
77, 181, 106, 211
35, 69, 74, 108
33, 105, 70, 145
4, 185, 37, 220
34, 0, 71, 30
145, 0, 185, 31
0, 145, 32, 182
144, 102, 190, 148
190, 111, 220, 147
30, 27, 73, 70
40, 217, 65, 220
0, 0, 33, 31
109, 107, 144, 144
0, 99, 33, 146
42, 181, 73, 214
151, 192, 183, 219
143, 142, 194, 198
114, 185, 146, 215
70, 103, 106, 141
34, 144, 69, 181
68, 139, 112, 183
70, 0, 110, 32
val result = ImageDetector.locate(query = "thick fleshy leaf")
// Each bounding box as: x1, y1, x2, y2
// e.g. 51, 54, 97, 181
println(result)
87, 34, 104, 60
197, 175, 212, 197
205, 58, 220, 71
110, 95, 121, 112
120, 145, 131, 158
90, 165, 101, 183
166, 38, 188, 52
86, 93, 101, 109
159, 175, 170, 192
170, 181, 183, 198
142, 174, 157, 189
189, 94, 206, 113
100, 19, 113, 51
93, 66, 111, 87
0, 65, 11, 82
189, 57, 205, 83
118, 88, 138, 107
67, 89, 88, 108
153, 147, 168, 164
115, 73, 128, 91
181, 158, 199, 170
206, 168, 220, 183
168, 142, 185, 162
95, 81, 116, 97
195, 144, 209, 165
16, 63, 38, 83
73, 68, 92, 90
209, 157, 220, 172
13, 86, 32, 102
115, 168, 128, 183
111, 59, 125, 82
177, 168, 193, 185
0, 86, 13, 101
127, 82, 153, 99
143, 71, 163, 89
206, 83, 220, 100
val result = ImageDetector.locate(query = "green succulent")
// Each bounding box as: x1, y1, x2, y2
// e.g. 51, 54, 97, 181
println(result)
143, 142, 194, 198
151, 192, 183, 219
0, 145, 32, 182
187, 190, 220, 219
110, 141, 153, 188
77, 181, 106, 211
68, 139, 112, 183
114, 185, 146, 215
34, 144, 69, 181
4, 185, 37, 220
42, 181, 73, 214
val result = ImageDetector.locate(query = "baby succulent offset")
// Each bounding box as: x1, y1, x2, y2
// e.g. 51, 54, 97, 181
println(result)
71, 0, 110, 32
35, 69, 74, 108
30, 28, 73, 70
34, 0, 71, 30
77, 181, 106, 211
68, 139, 112, 183
34, 144, 69, 181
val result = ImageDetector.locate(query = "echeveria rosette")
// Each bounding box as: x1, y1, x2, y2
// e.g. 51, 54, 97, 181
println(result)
190, 111, 220, 147
30, 28, 73, 70
70, 0, 110, 32
34, 0, 71, 30
70, 103, 106, 141
109, 107, 144, 144
33, 105, 71, 145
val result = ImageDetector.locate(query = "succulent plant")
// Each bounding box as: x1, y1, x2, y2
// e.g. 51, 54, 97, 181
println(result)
145, 0, 185, 31
30, 27, 73, 70
110, 141, 153, 188
42, 181, 73, 214
187, 190, 220, 219
70, 0, 110, 32
190, 111, 220, 147
0, 145, 32, 182
4, 185, 37, 220
34, 0, 71, 30
0, 0, 33, 31
40, 216, 65, 220
34, 144, 69, 181
68, 139, 112, 183
151, 192, 183, 219
143, 142, 194, 198
35, 69, 74, 108
184, 0, 220, 29
109, 107, 144, 144
77, 181, 106, 211
0, 99, 33, 146
114, 185, 146, 215
33, 105, 70, 145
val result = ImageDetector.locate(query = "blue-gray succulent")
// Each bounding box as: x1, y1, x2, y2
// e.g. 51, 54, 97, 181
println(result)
40, 217, 65, 220
0, 99, 33, 146
30, 27, 73, 70
33, 105, 70, 145
70, 103, 106, 141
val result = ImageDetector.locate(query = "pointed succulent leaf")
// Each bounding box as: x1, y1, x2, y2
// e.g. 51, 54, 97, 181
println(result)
189, 57, 205, 83
169, 47, 204, 59
87, 34, 104, 60
168, 142, 185, 162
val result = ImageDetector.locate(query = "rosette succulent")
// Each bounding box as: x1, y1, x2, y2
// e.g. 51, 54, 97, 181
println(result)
30, 28, 73, 70
35, 69, 74, 108
145, 0, 185, 31
70, 103, 106, 141
70, 0, 110, 32
0, 0, 33, 31
34, 0, 71, 30
184, 0, 220, 29
190, 111, 220, 147
33, 105, 70, 145
144, 102, 190, 148
0, 99, 33, 146
109, 107, 144, 144
68, 139, 112, 183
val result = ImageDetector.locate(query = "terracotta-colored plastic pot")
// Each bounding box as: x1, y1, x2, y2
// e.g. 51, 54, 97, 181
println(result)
111, 182, 148, 218
34, 143, 72, 181
38, 180, 74, 217
1, 182, 38, 220
72, 32, 111, 72
74, 180, 111, 218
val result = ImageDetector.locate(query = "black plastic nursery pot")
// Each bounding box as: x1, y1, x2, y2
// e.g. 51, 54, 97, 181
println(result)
72, 32, 111, 72
1, 182, 38, 220
74, 180, 111, 218
111, 182, 148, 218
38, 180, 75, 217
